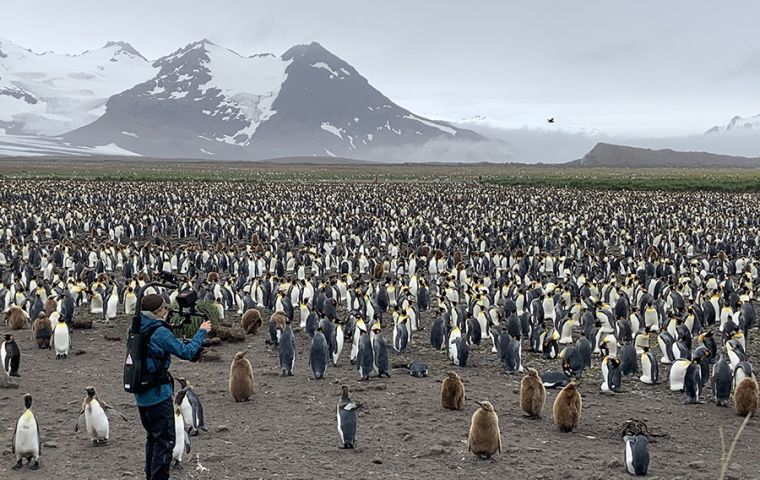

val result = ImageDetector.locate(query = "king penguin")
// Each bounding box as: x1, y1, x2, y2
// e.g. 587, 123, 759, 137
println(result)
172, 403, 191, 469
393, 317, 409, 353
336, 385, 360, 448
278, 323, 296, 376
52, 316, 71, 359
468, 401, 502, 460
75, 386, 127, 444
601, 356, 622, 393
357, 329, 374, 380
639, 347, 659, 385
712, 354, 732, 407
371, 321, 390, 378
430, 313, 445, 350
176, 378, 206, 435
683, 360, 703, 404
624, 435, 650, 476
669, 358, 692, 391
124, 286, 137, 315
12, 393, 40, 470
1, 333, 21, 376
309, 329, 330, 379
520, 368, 546, 419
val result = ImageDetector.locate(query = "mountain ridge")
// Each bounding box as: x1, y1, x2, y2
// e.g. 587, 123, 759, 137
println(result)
570, 142, 760, 168
0, 38, 490, 161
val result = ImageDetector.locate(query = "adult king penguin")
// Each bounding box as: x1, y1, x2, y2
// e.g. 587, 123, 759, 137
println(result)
12, 393, 41, 470
337, 386, 361, 449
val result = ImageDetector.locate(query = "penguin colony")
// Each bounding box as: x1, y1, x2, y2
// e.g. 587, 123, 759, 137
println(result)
0, 179, 759, 475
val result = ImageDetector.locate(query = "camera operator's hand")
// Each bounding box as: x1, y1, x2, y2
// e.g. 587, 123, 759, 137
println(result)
199, 321, 212, 333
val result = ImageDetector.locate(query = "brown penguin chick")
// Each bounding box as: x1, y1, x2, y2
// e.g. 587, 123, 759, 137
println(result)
206, 272, 220, 284
43, 297, 58, 316
553, 381, 582, 432
4, 306, 29, 330
441, 371, 465, 410
520, 368, 546, 419
270, 311, 287, 333
468, 401, 501, 459
32, 313, 52, 349
373, 261, 384, 280
734, 377, 758, 417
240, 308, 263, 334
229, 351, 254, 402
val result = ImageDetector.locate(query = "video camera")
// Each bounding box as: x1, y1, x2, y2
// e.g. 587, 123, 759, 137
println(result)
169, 289, 210, 330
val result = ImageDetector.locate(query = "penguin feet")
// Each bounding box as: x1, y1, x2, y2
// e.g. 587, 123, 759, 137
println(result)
173, 461, 183, 470
11, 460, 22, 470
475, 455, 495, 463
30, 461, 39, 470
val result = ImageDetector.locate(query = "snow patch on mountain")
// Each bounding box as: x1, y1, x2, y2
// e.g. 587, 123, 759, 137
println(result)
0, 38, 156, 135
311, 62, 349, 79
320, 122, 343, 139
706, 114, 760, 134
207, 46, 292, 144
402, 114, 457, 136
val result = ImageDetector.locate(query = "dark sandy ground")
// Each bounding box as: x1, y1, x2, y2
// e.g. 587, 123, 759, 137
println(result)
1, 305, 759, 480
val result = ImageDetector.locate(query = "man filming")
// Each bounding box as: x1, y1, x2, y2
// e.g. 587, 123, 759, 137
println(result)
134, 294, 211, 480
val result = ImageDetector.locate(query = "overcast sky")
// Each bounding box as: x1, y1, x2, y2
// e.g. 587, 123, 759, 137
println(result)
2, 0, 759, 136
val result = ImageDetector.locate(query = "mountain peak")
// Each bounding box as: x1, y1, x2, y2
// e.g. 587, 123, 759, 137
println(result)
282, 41, 333, 61
705, 114, 760, 134
103, 41, 147, 61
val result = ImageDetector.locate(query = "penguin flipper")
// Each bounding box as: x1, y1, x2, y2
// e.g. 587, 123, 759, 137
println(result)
75, 411, 85, 432
102, 402, 128, 421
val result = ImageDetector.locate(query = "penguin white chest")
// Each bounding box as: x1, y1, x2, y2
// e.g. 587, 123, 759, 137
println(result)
54, 325, 70, 354
86, 400, 110, 440
173, 412, 187, 462
625, 441, 635, 474
180, 397, 194, 429
14, 413, 39, 457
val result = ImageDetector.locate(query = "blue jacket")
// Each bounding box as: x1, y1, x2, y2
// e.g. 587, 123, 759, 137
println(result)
133, 311, 208, 407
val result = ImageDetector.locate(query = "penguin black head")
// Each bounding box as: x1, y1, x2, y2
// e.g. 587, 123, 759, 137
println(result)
85, 386, 96, 397
4, 334, 12, 341
23, 393, 32, 409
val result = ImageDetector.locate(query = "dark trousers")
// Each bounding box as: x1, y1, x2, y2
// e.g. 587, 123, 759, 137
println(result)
138, 397, 176, 480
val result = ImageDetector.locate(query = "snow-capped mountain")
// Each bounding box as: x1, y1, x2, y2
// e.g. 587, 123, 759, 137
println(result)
62, 40, 483, 159
0, 38, 156, 136
0, 38, 486, 160
705, 114, 760, 134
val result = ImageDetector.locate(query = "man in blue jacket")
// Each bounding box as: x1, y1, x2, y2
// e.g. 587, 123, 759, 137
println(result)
136, 294, 211, 480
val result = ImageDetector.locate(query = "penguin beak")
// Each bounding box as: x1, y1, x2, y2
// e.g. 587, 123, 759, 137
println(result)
474, 401, 482, 407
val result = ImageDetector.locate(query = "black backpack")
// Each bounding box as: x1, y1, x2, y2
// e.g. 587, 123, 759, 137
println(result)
123, 316, 171, 394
